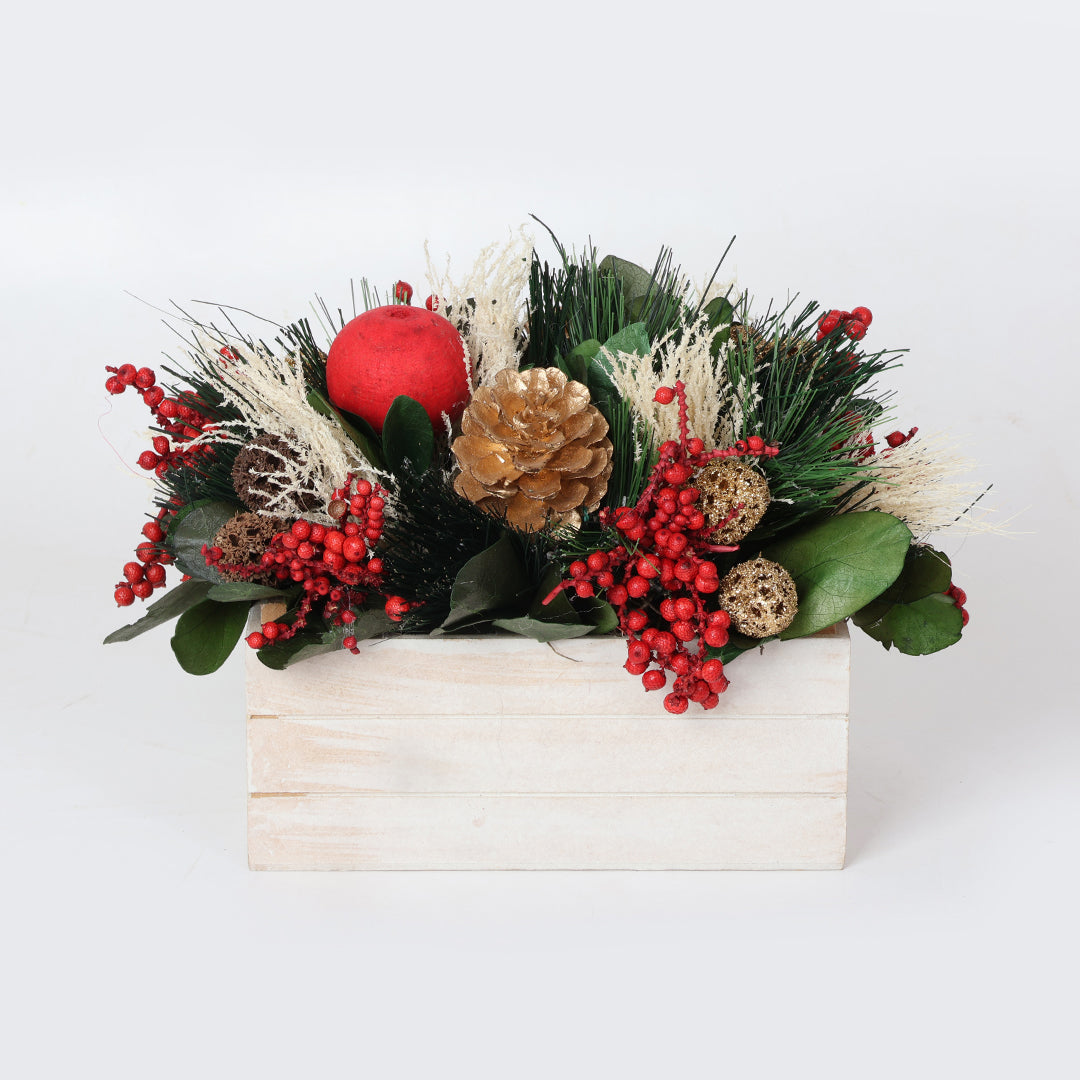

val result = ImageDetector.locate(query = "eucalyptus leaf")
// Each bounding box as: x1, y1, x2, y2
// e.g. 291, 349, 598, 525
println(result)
443, 534, 531, 630
764, 511, 912, 639
382, 394, 434, 476
491, 616, 594, 642
103, 579, 213, 644
206, 582, 290, 602
558, 339, 601, 384
598, 255, 654, 304
856, 593, 963, 655
169, 500, 237, 582
703, 296, 736, 327
170, 599, 251, 675
600, 322, 651, 359
577, 597, 618, 635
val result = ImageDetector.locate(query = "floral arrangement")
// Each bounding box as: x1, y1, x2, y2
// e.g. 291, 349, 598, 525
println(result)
104, 225, 990, 714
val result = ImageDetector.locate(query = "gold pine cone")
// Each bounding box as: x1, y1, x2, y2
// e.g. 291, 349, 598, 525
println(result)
696, 459, 771, 543
716, 556, 798, 638
452, 367, 613, 531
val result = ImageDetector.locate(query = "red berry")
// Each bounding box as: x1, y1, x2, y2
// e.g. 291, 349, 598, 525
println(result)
701, 658, 724, 684
653, 386, 675, 405
142, 521, 166, 542
246, 632, 267, 649
342, 635, 358, 650
425, 294, 438, 311
674, 597, 696, 620
114, 585, 135, 606
626, 575, 649, 598
625, 659, 649, 676
394, 280, 413, 304
960, 607, 970, 627
131, 580, 153, 600
627, 641, 652, 666
134, 367, 156, 389
137, 451, 159, 471
707, 610, 731, 629
367, 557, 384, 575
851, 306, 872, 326
659, 598, 678, 622
704, 626, 729, 648
653, 632, 677, 656
845, 320, 867, 341
261, 622, 280, 640
569, 560, 588, 579
671, 620, 695, 642
663, 693, 689, 715
105, 375, 125, 395
144, 563, 166, 586
342, 537, 365, 563
117, 364, 138, 385
817, 313, 840, 337
291, 520, 312, 540
626, 610, 648, 632
586, 551, 608, 572
949, 585, 967, 606
686, 438, 704, 456
607, 585, 628, 606
642, 669, 666, 692
135, 542, 157, 563
122, 561, 145, 583
574, 581, 595, 598
885, 431, 907, 448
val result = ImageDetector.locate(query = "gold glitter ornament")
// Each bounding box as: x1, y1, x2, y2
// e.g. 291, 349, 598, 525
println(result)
716, 556, 798, 638
212, 512, 288, 584
696, 459, 771, 543
452, 367, 613, 531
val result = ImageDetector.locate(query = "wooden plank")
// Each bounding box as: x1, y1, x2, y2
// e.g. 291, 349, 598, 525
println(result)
247, 712, 848, 795
248, 793, 847, 870
246, 622, 850, 720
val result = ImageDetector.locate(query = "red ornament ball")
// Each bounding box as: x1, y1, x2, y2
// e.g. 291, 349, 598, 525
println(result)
326, 305, 470, 433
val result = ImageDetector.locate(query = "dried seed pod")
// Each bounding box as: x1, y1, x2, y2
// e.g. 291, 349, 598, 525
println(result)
452, 367, 613, 531
232, 434, 321, 516
716, 556, 798, 638
212, 512, 288, 583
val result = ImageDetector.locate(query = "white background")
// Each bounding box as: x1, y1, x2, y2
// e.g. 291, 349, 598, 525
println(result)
3, 1, 1077, 1076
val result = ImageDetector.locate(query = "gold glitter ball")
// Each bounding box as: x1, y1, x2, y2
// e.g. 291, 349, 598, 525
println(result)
716, 556, 798, 638
695, 459, 770, 543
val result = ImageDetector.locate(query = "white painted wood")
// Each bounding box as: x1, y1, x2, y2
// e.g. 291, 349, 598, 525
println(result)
245, 623, 851, 870
248, 793, 847, 871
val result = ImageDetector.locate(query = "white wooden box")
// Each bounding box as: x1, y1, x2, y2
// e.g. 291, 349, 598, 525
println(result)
245, 621, 850, 870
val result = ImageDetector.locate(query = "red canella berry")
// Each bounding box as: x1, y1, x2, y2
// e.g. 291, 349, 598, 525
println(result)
309, 524, 326, 543
158, 399, 179, 419
637, 555, 660, 579
627, 641, 652, 666
642, 669, 666, 692
654, 631, 677, 656
586, 551, 608, 572
746, 436, 765, 453
960, 608, 970, 627
607, 585, 628, 606
425, 294, 438, 311
246, 632, 267, 650
596, 571, 614, 588
143, 386, 165, 408
142, 521, 166, 542
342, 636, 358, 650
845, 320, 867, 341
674, 559, 696, 582
122, 561, 145, 583
342, 537, 365, 563
626, 610, 648, 632
670, 654, 691, 676
686, 438, 704, 456
135, 542, 158, 563
674, 597, 696, 620
152, 435, 170, 456
663, 693, 689, 715
671, 620, 696, 642
131, 580, 153, 600
659, 598, 678, 622
626, 576, 649, 599
851, 306, 872, 326
137, 451, 159, 471
950, 585, 968, 606
105, 375, 125, 395
367, 557, 384, 575
640, 628, 660, 648
290, 520, 311, 541
356, 480, 372, 497
704, 626, 729, 648
569, 560, 588, 579
117, 364, 138, 385
885, 431, 906, 448
394, 281, 413, 304
134, 367, 156, 389
625, 660, 650, 676
144, 564, 166, 586
114, 585, 135, 606
653, 386, 675, 405
706, 609, 731, 628
701, 658, 724, 684
261, 622, 280, 641
574, 581, 595, 598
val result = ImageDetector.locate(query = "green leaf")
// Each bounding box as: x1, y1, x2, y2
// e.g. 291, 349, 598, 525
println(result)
491, 616, 594, 642
306, 388, 385, 470
558, 339, 601, 384
170, 599, 251, 675
382, 394, 434, 476
600, 322, 651, 359
168, 500, 237, 582
256, 608, 396, 670
764, 511, 913, 639
103, 579, 213, 644
703, 295, 736, 327
857, 593, 963, 655
443, 533, 531, 630
206, 582, 290, 602
578, 597, 618, 635
598, 255, 654, 304
891, 545, 952, 604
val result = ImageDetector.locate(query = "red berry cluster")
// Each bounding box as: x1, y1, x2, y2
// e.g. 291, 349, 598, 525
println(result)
207, 476, 395, 655
545, 382, 779, 714
113, 510, 175, 606
946, 582, 970, 628
816, 305, 873, 342
104, 362, 215, 478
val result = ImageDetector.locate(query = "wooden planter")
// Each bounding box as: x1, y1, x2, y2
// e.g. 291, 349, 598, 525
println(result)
246, 621, 850, 870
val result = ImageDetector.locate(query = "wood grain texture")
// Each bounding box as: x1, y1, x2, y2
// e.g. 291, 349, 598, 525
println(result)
248, 793, 847, 870
246, 624, 851, 870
